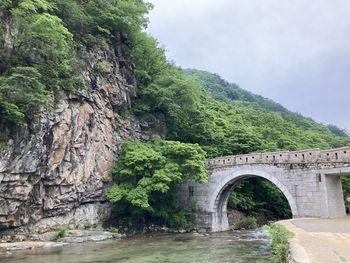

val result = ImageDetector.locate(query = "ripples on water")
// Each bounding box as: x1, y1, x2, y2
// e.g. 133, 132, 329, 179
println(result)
0, 228, 271, 263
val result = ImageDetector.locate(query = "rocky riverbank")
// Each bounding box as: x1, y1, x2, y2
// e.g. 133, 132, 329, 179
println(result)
0, 226, 212, 255
0, 229, 117, 253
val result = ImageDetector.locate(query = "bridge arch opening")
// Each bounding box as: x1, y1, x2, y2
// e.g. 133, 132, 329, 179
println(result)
211, 171, 298, 232
226, 177, 292, 229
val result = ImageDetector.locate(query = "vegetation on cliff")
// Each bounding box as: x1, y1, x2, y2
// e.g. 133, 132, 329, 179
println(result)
0, 0, 151, 128
134, 62, 350, 159
129, 24, 350, 223
1, 0, 349, 228
1, 0, 348, 149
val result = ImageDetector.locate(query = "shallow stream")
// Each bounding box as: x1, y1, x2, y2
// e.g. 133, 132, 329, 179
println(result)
0, 228, 271, 263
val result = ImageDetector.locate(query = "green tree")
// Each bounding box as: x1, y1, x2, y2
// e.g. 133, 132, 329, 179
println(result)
107, 139, 207, 228
0, 0, 154, 127
0, 67, 48, 125
131, 31, 168, 88
228, 178, 292, 221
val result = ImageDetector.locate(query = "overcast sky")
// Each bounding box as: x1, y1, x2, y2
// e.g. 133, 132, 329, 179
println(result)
147, 0, 350, 131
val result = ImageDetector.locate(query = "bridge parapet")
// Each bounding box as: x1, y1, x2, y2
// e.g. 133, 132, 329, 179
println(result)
206, 146, 350, 168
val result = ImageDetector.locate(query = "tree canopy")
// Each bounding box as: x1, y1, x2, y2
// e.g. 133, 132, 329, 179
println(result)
0, 0, 152, 127
107, 140, 207, 229
1, 0, 349, 228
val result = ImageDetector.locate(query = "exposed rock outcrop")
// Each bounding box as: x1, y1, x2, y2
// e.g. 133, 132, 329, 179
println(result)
0, 40, 165, 233
227, 209, 246, 229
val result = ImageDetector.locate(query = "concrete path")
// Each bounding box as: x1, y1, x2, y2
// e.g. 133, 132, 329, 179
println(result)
279, 217, 350, 263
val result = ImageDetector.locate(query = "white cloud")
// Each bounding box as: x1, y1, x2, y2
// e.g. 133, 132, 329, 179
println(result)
147, 0, 350, 130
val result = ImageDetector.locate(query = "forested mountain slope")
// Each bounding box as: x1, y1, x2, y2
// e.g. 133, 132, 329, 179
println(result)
0, 0, 348, 232
183, 69, 350, 222
135, 65, 350, 159
128, 60, 350, 226
186, 69, 348, 138
167, 69, 350, 157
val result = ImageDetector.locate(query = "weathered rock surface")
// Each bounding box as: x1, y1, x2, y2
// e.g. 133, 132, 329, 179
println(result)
0, 41, 165, 233
0, 230, 117, 252
58, 230, 116, 243
0, 241, 67, 252
227, 209, 246, 229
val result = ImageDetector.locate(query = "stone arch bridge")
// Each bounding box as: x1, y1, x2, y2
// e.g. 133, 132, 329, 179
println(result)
181, 147, 350, 232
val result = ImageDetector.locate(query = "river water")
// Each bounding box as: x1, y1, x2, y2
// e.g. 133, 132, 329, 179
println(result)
0, 229, 271, 263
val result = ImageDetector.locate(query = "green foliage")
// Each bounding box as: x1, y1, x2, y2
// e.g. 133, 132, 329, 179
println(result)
127, 16, 350, 225
54, 224, 69, 240
84, 0, 152, 38
1, 0, 76, 126
0, 0, 12, 9
327, 124, 348, 137
135, 67, 350, 159
9, 0, 75, 91
135, 68, 207, 142
0, 0, 152, 127
261, 224, 294, 263
107, 139, 207, 229
0, 67, 48, 125
106, 227, 119, 233
32, 13, 71, 57
2, 0, 348, 230
131, 31, 168, 88
186, 69, 350, 152
228, 178, 293, 221
341, 176, 350, 206
106, 226, 120, 238
229, 188, 256, 212
50, 0, 152, 45
95, 60, 112, 76
236, 216, 258, 230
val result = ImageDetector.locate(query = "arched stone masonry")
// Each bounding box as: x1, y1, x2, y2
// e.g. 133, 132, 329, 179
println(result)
181, 147, 350, 232
209, 169, 298, 232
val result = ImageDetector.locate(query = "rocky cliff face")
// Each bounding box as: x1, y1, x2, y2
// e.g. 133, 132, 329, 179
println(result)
0, 40, 165, 233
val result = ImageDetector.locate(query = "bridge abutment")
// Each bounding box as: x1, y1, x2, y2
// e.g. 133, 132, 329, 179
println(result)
324, 174, 346, 218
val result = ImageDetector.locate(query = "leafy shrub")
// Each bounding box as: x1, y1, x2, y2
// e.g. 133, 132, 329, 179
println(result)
0, 67, 49, 125
0, 0, 152, 127
107, 139, 207, 229
236, 216, 258, 230
54, 224, 69, 240
95, 61, 112, 76
106, 227, 119, 234
228, 178, 293, 221
167, 208, 194, 231
262, 224, 294, 263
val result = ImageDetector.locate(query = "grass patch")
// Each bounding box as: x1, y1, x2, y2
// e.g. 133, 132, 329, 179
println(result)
259, 223, 294, 263
54, 224, 69, 240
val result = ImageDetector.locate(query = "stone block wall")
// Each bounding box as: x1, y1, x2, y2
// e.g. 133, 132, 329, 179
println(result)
182, 163, 350, 232
206, 147, 350, 168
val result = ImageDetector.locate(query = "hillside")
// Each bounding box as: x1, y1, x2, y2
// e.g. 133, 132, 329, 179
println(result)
163, 69, 350, 157
186, 69, 348, 138
135, 65, 350, 158
0, 0, 349, 233
183, 69, 350, 221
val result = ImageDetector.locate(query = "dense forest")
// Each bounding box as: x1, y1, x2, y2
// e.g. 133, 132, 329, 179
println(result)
1, 0, 349, 230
